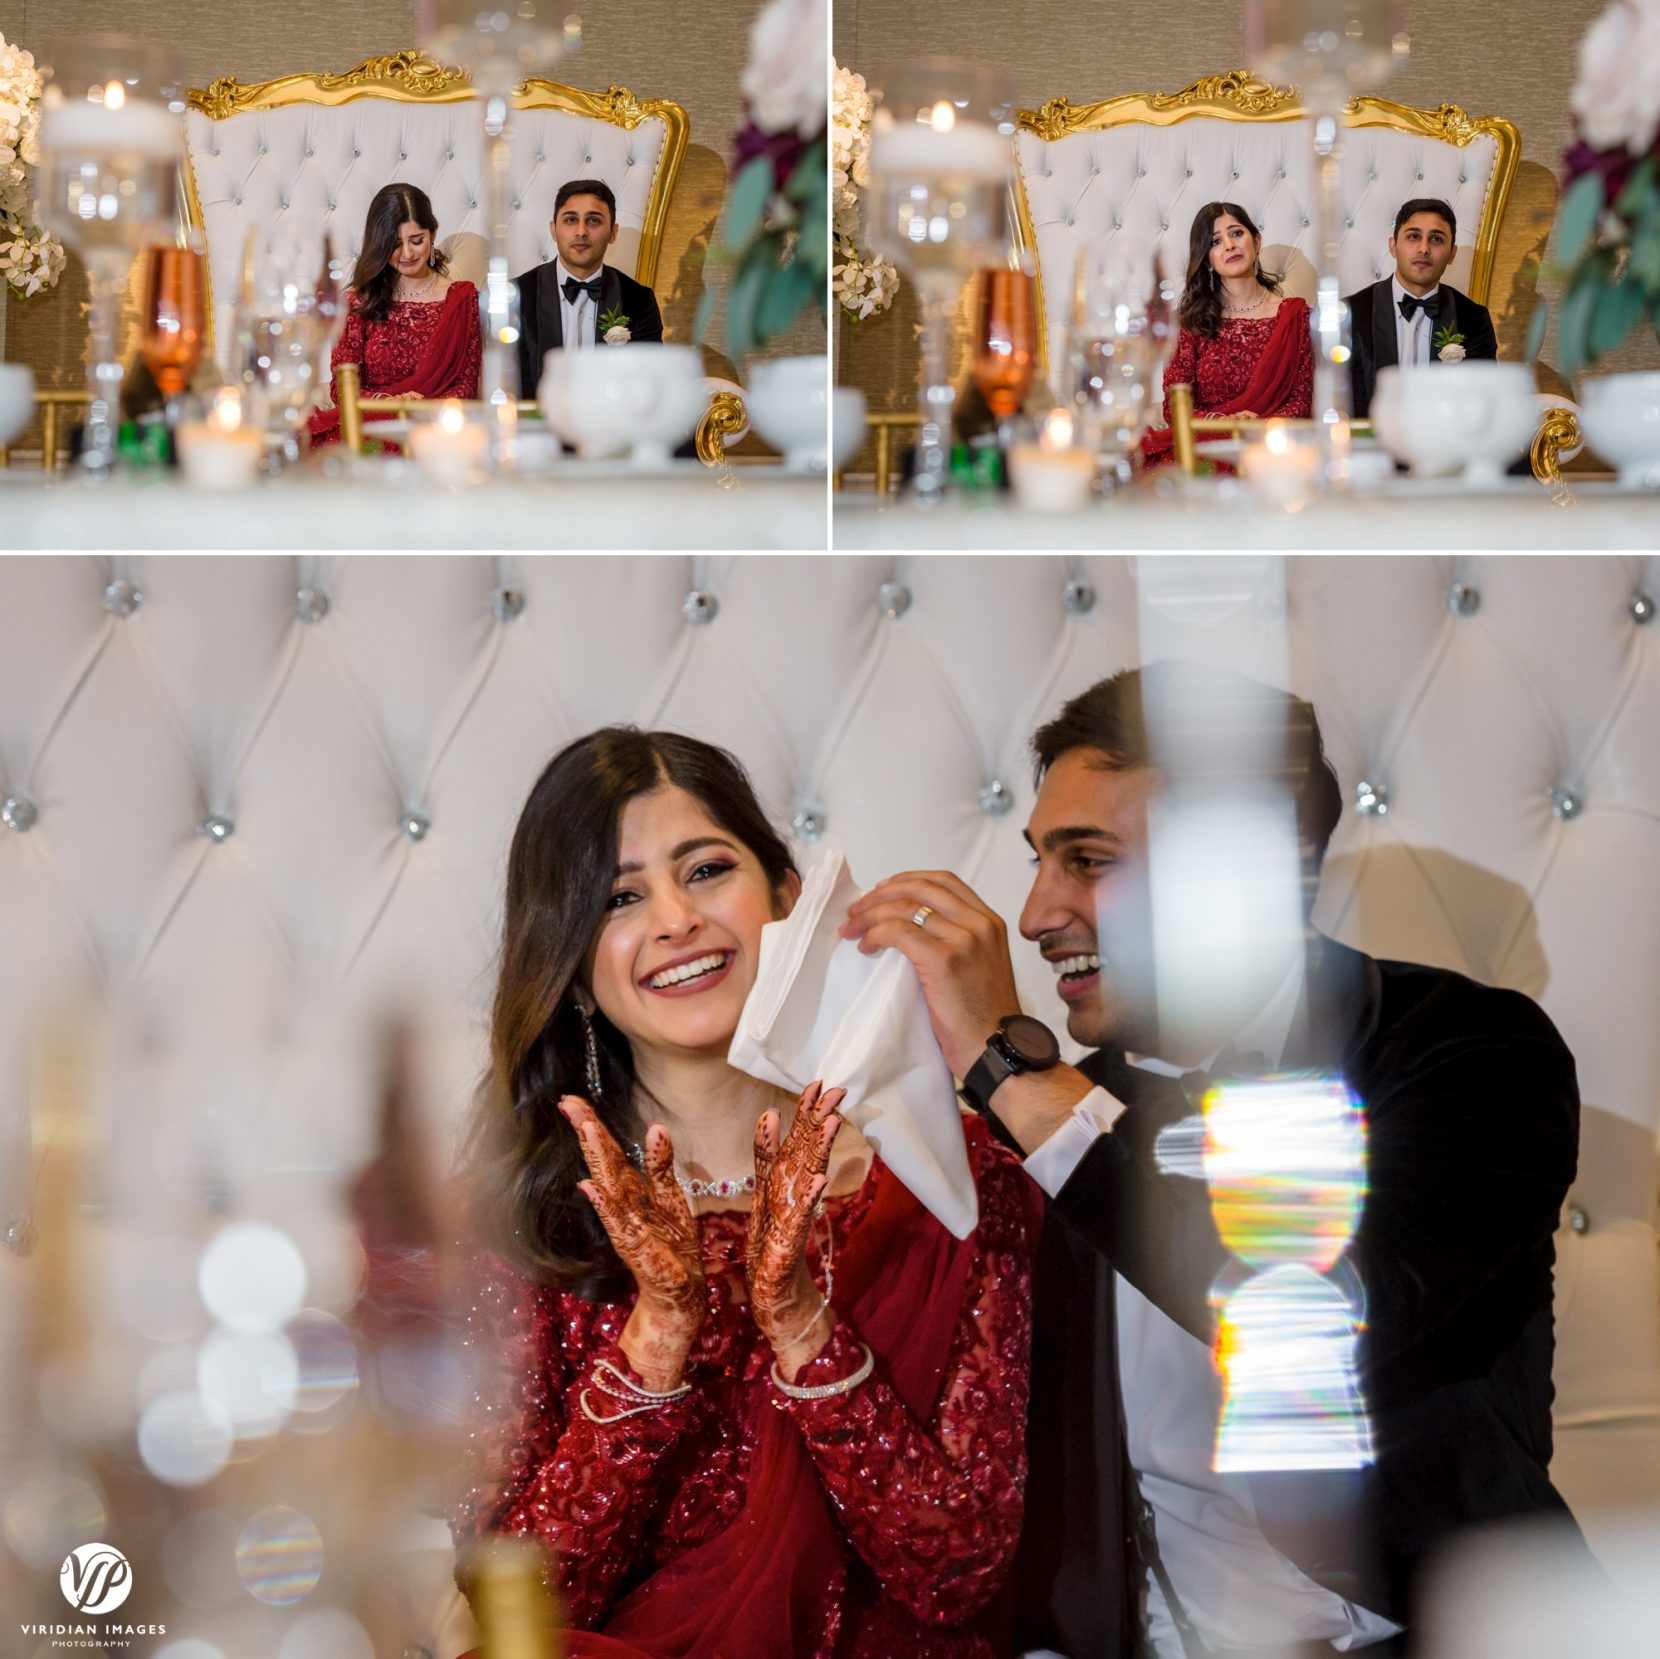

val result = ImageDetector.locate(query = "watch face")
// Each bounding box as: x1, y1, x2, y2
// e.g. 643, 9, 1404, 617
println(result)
1002, 1015, 1059, 1067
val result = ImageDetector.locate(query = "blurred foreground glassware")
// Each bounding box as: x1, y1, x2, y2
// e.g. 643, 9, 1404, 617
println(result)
1244, 0, 1409, 455
866, 59, 1014, 506
414, 0, 581, 454
972, 267, 1037, 451
1070, 250, 1177, 488
140, 244, 206, 440
36, 37, 183, 481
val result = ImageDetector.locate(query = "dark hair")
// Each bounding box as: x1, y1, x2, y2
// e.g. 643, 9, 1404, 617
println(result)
1393, 197, 1456, 241
554, 178, 617, 223
1032, 662, 1343, 908
349, 182, 449, 323
1178, 201, 1283, 339
465, 726, 798, 1295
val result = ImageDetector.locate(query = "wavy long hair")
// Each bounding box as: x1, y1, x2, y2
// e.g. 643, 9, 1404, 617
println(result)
464, 727, 799, 1296
1178, 201, 1282, 339
349, 182, 450, 323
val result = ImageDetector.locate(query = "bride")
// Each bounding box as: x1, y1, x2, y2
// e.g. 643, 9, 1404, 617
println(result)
452, 725, 1038, 1658
1143, 200, 1313, 465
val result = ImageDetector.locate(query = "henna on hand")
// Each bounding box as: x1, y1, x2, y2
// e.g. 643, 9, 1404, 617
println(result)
560, 1096, 705, 1390
745, 1082, 845, 1373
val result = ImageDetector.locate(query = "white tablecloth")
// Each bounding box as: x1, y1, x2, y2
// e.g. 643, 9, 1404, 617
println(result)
832, 480, 1660, 550
1, 466, 827, 550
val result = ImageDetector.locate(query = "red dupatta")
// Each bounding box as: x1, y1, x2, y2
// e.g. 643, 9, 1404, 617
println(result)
562, 1125, 994, 1658
1143, 295, 1311, 460
308, 282, 479, 444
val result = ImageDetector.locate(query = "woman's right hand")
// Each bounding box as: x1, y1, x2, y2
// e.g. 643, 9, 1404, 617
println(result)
560, 1096, 705, 1392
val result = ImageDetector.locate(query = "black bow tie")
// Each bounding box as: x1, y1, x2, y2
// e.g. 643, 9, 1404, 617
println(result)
1398, 291, 1440, 321
562, 275, 603, 304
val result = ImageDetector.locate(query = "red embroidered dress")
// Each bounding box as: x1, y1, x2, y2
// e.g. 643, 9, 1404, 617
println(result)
310, 281, 482, 446
452, 1124, 1037, 1658
1144, 298, 1315, 466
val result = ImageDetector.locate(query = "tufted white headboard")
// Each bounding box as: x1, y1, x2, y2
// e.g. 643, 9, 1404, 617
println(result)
1014, 69, 1519, 369
182, 52, 688, 359
0, 556, 1656, 1564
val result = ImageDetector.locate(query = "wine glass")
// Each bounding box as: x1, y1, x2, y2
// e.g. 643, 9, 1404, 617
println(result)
973, 268, 1036, 452
865, 59, 1014, 506
1071, 250, 1176, 487
35, 37, 183, 481
141, 246, 206, 436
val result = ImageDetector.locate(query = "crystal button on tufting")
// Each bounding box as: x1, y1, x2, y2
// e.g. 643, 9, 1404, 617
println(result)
979, 780, 1014, 817
1355, 780, 1388, 817
104, 577, 143, 618
401, 810, 432, 843
791, 808, 825, 843
295, 586, 330, 623
1447, 581, 1480, 617
2, 795, 38, 833
1063, 577, 1096, 616
1548, 786, 1583, 821
878, 580, 911, 620
491, 584, 526, 621
683, 590, 719, 626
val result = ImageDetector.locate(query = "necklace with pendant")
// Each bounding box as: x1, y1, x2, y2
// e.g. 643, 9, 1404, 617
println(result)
1222, 286, 1269, 315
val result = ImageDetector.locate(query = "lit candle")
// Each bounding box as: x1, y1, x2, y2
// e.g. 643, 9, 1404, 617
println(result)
1239, 421, 1321, 507
1009, 406, 1095, 512
410, 400, 487, 486
40, 83, 181, 159
176, 388, 262, 490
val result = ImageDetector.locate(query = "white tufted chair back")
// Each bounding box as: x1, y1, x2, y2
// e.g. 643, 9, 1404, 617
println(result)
0, 557, 1656, 1644
1014, 71, 1517, 367
182, 55, 686, 361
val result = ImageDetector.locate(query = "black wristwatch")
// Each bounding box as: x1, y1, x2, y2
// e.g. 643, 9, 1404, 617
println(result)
960, 1015, 1061, 1116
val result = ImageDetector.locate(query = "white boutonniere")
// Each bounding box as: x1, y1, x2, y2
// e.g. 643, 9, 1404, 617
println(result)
1434, 325, 1466, 363
600, 306, 631, 344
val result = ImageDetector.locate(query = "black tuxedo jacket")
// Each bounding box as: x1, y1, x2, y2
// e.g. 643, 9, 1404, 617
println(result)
1345, 278, 1498, 418
513, 262, 665, 398
1014, 937, 1584, 1657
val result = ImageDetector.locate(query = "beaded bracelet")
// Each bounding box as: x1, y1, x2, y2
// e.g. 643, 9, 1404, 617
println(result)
578, 1356, 692, 1423
770, 1340, 874, 1402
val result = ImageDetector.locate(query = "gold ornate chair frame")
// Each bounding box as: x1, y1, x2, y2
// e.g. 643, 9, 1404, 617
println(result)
1010, 71, 1581, 483
182, 52, 689, 351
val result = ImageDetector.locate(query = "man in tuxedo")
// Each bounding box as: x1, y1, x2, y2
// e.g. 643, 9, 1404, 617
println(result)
514, 178, 665, 398
843, 661, 1584, 1658
1345, 198, 1499, 418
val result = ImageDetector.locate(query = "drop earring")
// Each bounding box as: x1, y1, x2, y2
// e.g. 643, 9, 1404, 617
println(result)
579, 1003, 603, 1099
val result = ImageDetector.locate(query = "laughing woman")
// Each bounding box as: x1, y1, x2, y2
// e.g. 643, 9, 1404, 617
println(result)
308, 182, 481, 447
1143, 200, 1313, 466
452, 727, 1038, 1658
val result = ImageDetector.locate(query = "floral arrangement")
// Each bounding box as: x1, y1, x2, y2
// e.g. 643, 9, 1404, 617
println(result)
831, 64, 898, 322
704, 0, 828, 356
0, 32, 65, 298
1532, 0, 1660, 374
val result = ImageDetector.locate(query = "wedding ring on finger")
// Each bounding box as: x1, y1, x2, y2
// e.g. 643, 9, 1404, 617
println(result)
911, 904, 935, 933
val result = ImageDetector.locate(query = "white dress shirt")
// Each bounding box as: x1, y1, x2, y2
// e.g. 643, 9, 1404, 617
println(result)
555, 259, 606, 351
1022, 957, 1402, 1657
1390, 274, 1441, 369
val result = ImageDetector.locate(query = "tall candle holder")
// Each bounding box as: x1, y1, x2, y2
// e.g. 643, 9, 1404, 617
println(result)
1244, 0, 1409, 475
35, 38, 183, 482
414, 0, 580, 463
865, 60, 1014, 507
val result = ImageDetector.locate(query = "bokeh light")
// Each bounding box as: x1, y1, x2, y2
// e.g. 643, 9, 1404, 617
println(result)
199, 1222, 307, 1332
276, 1608, 375, 1659
236, 1505, 324, 1606
2, 1467, 108, 1571
197, 1327, 299, 1437
137, 1391, 235, 1487
287, 1309, 360, 1415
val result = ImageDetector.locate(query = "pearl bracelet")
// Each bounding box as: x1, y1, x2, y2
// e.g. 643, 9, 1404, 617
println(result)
578, 1356, 692, 1423
770, 1340, 874, 1401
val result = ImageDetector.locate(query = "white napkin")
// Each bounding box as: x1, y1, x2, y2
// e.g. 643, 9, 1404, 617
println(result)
728, 849, 979, 1239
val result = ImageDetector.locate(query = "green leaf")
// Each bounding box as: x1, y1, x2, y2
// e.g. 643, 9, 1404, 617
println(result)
1525, 298, 1550, 363
723, 156, 776, 256
798, 202, 828, 276
1554, 172, 1605, 268
724, 246, 770, 356
784, 140, 828, 204
1614, 154, 1658, 219
1557, 263, 1603, 376
693, 285, 717, 345
1589, 277, 1646, 357
756, 258, 816, 341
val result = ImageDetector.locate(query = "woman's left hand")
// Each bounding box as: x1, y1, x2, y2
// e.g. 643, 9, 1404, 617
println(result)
745, 1081, 846, 1378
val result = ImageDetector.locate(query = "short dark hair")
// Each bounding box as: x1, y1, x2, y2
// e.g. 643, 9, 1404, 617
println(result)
555, 178, 617, 222
1032, 661, 1343, 881
1393, 197, 1456, 241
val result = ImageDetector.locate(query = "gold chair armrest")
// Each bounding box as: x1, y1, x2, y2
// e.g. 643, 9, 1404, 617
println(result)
1531, 406, 1580, 488
695, 390, 747, 468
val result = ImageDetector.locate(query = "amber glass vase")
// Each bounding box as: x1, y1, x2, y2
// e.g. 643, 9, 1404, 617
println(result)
141, 246, 206, 403
973, 268, 1036, 445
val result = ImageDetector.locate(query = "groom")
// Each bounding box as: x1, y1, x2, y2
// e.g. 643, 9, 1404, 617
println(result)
1344, 198, 1498, 418
514, 178, 665, 398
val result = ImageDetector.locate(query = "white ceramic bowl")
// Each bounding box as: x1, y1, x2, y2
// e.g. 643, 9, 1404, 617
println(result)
539, 343, 707, 464
1372, 361, 1539, 485
1580, 372, 1660, 487
832, 387, 867, 471
746, 355, 828, 470
0, 363, 35, 448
